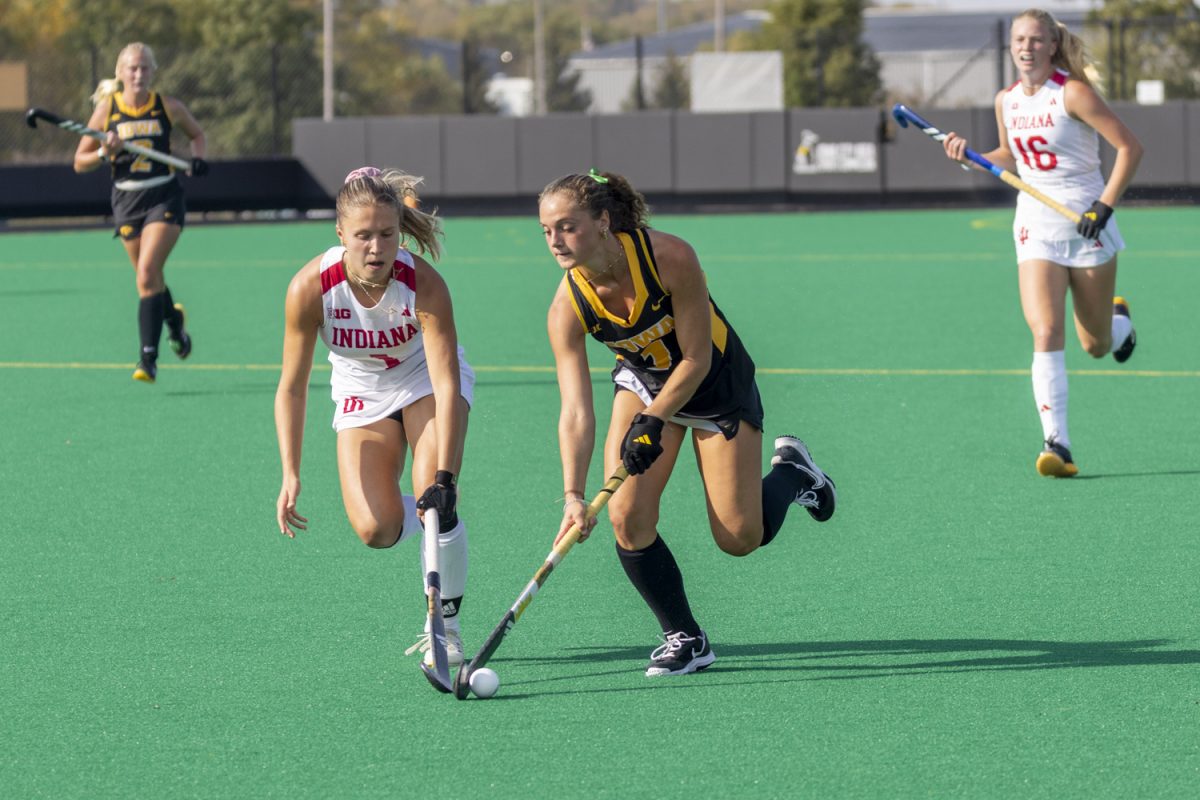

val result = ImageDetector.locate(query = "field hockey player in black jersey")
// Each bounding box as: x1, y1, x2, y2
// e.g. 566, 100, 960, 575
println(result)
539, 169, 838, 678
74, 42, 208, 383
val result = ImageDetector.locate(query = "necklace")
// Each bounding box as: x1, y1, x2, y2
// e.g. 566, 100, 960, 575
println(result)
578, 245, 624, 288
349, 267, 397, 314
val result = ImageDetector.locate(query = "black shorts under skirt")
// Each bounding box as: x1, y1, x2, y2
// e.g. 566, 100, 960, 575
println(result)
111, 178, 186, 240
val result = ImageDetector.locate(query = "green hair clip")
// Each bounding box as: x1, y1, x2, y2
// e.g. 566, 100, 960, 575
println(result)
587, 168, 609, 184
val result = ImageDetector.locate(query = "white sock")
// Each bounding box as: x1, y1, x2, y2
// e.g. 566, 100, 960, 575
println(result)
1111, 313, 1133, 353
397, 494, 421, 543
420, 518, 468, 624
1031, 350, 1070, 448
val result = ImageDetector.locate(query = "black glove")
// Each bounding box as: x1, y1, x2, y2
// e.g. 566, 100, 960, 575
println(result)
417, 470, 457, 532
621, 414, 665, 476
189, 157, 209, 177
1077, 200, 1112, 240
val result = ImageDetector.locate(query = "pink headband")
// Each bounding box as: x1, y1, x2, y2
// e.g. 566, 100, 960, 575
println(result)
344, 166, 382, 183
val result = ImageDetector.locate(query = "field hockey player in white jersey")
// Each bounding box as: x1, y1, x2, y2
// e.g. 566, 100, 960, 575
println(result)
274, 167, 475, 668
941, 8, 1143, 478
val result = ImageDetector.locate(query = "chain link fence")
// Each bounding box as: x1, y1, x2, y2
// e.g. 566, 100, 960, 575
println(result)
886, 14, 1199, 109
3, 14, 1196, 165
1, 41, 321, 165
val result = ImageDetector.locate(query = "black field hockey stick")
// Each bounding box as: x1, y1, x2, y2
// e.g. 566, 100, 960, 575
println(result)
452, 466, 628, 699
25, 106, 192, 171
419, 508, 453, 694
891, 103, 1118, 250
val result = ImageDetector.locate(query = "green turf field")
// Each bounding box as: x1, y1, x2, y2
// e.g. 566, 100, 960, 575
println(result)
2, 207, 1198, 798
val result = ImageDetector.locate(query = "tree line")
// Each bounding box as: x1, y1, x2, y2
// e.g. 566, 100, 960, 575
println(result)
1, 0, 1196, 162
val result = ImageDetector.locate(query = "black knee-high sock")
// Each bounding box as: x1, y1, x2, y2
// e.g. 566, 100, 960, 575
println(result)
760, 466, 802, 547
616, 535, 701, 636
138, 293, 166, 360
161, 286, 183, 336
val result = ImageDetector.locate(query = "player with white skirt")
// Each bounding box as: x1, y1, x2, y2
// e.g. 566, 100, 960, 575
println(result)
275, 167, 473, 669
943, 8, 1143, 477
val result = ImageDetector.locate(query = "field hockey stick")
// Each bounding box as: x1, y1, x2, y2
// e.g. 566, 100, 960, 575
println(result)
452, 466, 629, 700
25, 106, 192, 171
419, 508, 454, 694
892, 103, 1117, 249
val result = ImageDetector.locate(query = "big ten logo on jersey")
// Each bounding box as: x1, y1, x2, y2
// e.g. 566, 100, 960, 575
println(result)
327, 306, 352, 320
342, 396, 365, 413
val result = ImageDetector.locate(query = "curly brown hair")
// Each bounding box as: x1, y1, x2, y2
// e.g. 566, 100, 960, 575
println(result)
538, 170, 650, 233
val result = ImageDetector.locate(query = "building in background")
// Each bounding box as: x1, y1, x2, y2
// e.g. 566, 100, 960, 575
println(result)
566, 8, 1093, 112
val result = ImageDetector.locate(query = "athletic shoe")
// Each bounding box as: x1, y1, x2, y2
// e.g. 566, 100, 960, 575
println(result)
645, 630, 716, 677
405, 629, 464, 667
132, 358, 157, 384
1112, 296, 1136, 364
770, 436, 837, 522
1036, 437, 1078, 478
167, 303, 192, 360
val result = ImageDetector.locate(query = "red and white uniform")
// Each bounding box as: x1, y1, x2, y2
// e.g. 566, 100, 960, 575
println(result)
318, 245, 474, 431
1003, 68, 1123, 265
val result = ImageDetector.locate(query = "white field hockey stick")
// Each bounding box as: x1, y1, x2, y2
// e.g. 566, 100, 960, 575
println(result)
419, 508, 453, 694
451, 466, 628, 700
25, 106, 192, 171
892, 103, 1117, 250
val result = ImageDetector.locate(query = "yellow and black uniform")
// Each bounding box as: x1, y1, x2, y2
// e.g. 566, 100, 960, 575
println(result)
564, 228, 763, 439
105, 91, 185, 240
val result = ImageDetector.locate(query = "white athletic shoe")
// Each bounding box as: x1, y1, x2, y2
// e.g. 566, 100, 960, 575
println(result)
405, 629, 464, 667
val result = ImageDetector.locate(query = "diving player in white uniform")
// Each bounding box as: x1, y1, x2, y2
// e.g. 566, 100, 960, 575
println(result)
942, 8, 1143, 478
274, 167, 474, 669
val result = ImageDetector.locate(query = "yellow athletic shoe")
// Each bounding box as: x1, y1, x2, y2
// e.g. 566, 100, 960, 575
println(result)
1036, 438, 1078, 478
132, 359, 157, 384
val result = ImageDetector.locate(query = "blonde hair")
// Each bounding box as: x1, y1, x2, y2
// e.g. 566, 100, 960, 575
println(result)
91, 42, 158, 106
1014, 9, 1100, 90
538, 170, 650, 234
337, 168, 442, 260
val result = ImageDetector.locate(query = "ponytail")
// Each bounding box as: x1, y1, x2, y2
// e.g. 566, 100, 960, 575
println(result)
337, 167, 443, 260
91, 42, 159, 106
1015, 9, 1099, 90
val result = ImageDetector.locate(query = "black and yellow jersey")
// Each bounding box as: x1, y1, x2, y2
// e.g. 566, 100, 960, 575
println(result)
564, 228, 762, 432
104, 92, 174, 183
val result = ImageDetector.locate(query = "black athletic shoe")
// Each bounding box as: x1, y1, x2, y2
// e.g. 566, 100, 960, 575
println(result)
771, 436, 837, 522
132, 358, 157, 384
167, 303, 192, 360
1112, 296, 1135, 364
645, 630, 716, 677
1036, 436, 1078, 478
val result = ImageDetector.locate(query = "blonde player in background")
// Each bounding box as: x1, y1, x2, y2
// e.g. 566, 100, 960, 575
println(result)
74, 42, 207, 383
942, 8, 1142, 477
274, 167, 474, 668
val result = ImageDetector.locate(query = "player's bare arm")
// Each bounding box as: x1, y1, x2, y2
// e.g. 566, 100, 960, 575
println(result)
273, 257, 323, 537
548, 279, 598, 541
641, 231, 712, 422
1065, 80, 1143, 207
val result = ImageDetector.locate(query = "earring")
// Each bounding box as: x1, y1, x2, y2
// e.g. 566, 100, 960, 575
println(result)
600, 228, 608, 239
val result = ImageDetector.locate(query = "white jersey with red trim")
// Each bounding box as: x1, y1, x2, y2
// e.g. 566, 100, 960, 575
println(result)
1002, 68, 1108, 241
317, 245, 447, 431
